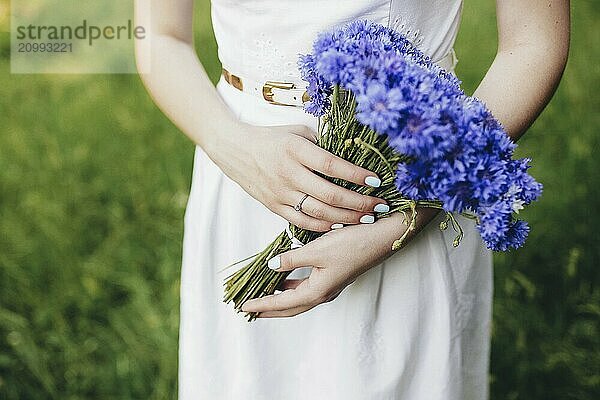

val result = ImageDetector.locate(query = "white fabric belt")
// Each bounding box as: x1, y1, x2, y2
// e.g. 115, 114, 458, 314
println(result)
221, 49, 457, 108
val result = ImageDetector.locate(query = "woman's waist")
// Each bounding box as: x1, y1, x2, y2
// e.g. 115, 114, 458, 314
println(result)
216, 47, 458, 114
219, 47, 457, 86
215, 75, 319, 130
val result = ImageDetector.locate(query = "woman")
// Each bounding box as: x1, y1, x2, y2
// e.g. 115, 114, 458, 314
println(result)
135, 1, 569, 398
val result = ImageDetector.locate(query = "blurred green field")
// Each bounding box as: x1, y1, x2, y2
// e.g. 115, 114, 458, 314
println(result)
0, 1, 598, 399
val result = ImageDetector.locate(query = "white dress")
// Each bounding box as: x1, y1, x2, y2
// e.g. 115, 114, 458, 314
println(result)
179, 1, 493, 399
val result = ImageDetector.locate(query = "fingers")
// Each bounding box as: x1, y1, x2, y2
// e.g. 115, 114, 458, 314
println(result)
257, 305, 313, 318
267, 246, 316, 272
268, 127, 387, 220
241, 280, 319, 313
294, 192, 372, 225
296, 140, 382, 187
277, 278, 307, 291
285, 124, 318, 143
279, 206, 333, 232
241, 289, 312, 313
245, 285, 343, 318
296, 169, 387, 213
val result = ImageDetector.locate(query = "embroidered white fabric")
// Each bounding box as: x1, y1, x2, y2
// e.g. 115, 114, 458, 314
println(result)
179, 1, 493, 399
212, 0, 464, 85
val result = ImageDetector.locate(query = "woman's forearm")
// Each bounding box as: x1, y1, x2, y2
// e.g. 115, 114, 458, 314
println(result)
136, 36, 237, 153
473, 47, 568, 140
472, 0, 570, 139
134, 0, 239, 158
383, 0, 570, 251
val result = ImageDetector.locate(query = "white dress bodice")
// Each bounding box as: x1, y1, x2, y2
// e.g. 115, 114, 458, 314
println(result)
211, 0, 463, 83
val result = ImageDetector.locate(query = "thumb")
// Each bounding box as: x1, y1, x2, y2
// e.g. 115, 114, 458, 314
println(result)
267, 244, 316, 272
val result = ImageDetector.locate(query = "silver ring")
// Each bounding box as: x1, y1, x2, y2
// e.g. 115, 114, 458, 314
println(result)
294, 194, 309, 212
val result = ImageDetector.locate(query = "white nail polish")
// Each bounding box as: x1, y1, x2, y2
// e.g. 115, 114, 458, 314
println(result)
364, 176, 381, 188
374, 204, 390, 213
331, 223, 344, 229
360, 215, 375, 224
268, 256, 281, 270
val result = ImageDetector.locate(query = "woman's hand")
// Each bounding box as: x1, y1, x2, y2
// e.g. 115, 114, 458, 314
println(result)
240, 208, 438, 318
210, 121, 389, 232
136, 0, 387, 233
134, 1, 387, 231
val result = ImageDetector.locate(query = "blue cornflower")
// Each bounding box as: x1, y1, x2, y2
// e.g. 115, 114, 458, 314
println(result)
506, 158, 543, 204
503, 220, 530, 250
298, 19, 542, 251
477, 200, 513, 248
298, 54, 332, 116
355, 82, 406, 133
315, 49, 353, 83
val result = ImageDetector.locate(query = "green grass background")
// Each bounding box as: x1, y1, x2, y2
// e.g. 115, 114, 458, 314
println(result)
0, 0, 598, 398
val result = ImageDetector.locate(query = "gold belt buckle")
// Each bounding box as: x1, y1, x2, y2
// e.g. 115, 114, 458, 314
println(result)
263, 81, 311, 106
223, 68, 310, 106
263, 81, 296, 106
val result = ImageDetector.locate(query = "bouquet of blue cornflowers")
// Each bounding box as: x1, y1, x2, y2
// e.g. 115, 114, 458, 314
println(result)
224, 20, 542, 320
